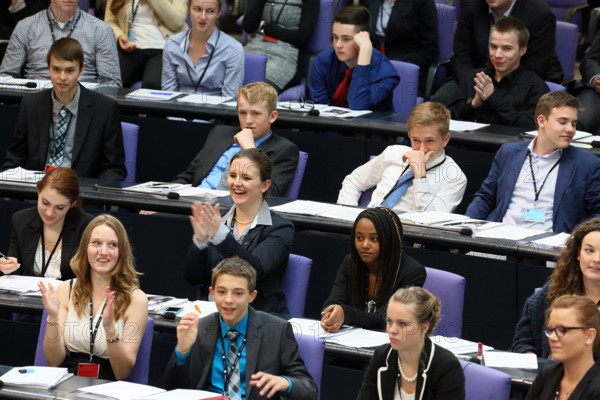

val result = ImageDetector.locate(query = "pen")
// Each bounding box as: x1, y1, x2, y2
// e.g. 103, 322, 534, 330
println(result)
150, 92, 172, 95
194, 305, 202, 315
0, 251, 7, 259
18, 369, 34, 374
477, 342, 483, 363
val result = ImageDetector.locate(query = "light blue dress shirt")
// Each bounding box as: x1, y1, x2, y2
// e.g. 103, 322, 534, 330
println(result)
161, 27, 244, 98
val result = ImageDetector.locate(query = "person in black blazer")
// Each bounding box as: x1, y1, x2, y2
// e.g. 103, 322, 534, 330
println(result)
0, 0, 49, 40
526, 295, 600, 400
361, 0, 438, 88
173, 82, 299, 197
576, 29, 600, 133
358, 287, 465, 400
2, 38, 126, 181
183, 148, 293, 314
0, 167, 93, 280
321, 207, 426, 332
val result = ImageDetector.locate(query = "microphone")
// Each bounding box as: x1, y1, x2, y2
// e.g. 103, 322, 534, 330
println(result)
421, 224, 473, 236
93, 184, 180, 200
590, 141, 600, 148
163, 312, 177, 320
0, 81, 37, 89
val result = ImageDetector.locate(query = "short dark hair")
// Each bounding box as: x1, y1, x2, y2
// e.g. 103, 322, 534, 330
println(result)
334, 5, 371, 34
211, 257, 257, 292
492, 16, 530, 49
535, 91, 580, 128
230, 148, 274, 200
46, 37, 84, 69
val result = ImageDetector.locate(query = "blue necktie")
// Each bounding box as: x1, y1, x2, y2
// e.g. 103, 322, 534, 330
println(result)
381, 170, 415, 208
226, 330, 242, 400
48, 107, 69, 167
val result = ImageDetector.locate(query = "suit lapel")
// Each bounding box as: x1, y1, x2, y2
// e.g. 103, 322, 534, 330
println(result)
553, 147, 575, 219
197, 314, 220, 390
38, 91, 53, 166
71, 86, 92, 165
24, 213, 43, 274
499, 144, 529, 215
245, 308, 260, 400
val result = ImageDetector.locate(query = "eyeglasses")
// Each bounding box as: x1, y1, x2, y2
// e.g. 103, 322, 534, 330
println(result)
544, 325, 586, 338
284, 98, 315, 112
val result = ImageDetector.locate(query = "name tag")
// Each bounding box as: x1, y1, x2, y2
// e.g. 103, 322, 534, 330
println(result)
525, 208, 545, 223
127, 29, 135, 43
77, 363, 100, 378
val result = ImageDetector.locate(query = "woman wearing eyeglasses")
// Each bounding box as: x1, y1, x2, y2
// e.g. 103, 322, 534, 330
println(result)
512, 218, 600, 358
526, 295, 600, 399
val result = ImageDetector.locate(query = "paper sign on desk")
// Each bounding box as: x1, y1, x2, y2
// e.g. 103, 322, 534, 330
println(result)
483, 350, 538, 369
0, 366, 71, 389
177, 94, 230, 105
449, 120, 490, 132
77, 381, 165, 400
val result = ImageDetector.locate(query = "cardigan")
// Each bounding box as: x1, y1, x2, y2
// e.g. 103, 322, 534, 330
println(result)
526, 360, 600, 400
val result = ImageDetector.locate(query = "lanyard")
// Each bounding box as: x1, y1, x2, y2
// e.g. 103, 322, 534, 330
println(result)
89, 299, 107, 362
527, 151, 560, 207
130, 0, 141, 24
219, 330, 247, 396
377, 0, 391, 34
46, 9, 81, 42
383, 156, 447, 201
39, 226, 65, 277
184, 29, 221, 93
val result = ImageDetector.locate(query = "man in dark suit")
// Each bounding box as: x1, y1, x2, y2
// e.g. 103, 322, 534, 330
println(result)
165, 257, 318, 400
576, 29, 600, 133
2, 37, 126, 180
174, 82, 299, 196
466, 92, 600, 234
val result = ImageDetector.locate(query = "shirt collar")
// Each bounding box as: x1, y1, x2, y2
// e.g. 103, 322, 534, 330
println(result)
489, 0, 517, 19
181, 26, 220, 53
425, 151, 447, 169
219, 309, 249, 336
47, 7, 81, 28
223, 200, 273, 230
254, 132, 272, 147
489, 65, 523, 86
528, 138, 563, 159
52, 84, 80, 116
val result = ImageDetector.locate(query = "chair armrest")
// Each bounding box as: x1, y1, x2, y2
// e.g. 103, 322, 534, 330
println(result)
564, 3, 589, 23
424, 58, 451, 101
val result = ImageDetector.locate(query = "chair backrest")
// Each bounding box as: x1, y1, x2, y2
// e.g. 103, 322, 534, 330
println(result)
546, 81, 566, 92
546, 0, 587, 30
390, 60, 420, 117
282, 254, 313, 317
282, 151, 308, 199
459, 360, 512, 400
121, 122, 139, 184
295, 333, 325, 398
244, 52, 267, 85
555, 21, 578, 82
357, 155, 377, 206
79, 0, 90, 12
423, 267, 466, 337
434, 4, 458, 84
36, 308, 155, 385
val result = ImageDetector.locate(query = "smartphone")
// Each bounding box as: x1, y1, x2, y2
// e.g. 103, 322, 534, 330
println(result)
165, 307, 183, 315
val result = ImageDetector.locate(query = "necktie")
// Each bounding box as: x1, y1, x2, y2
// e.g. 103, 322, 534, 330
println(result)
331, 69, 353, 107
381, 170, 415, 208
226, 330, 242, 400
48, 107, 69, 167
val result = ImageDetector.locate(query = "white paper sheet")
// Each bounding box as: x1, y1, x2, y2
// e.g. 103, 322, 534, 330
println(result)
289, 317, 356, 340
177, 94, 231, 105
0, 167, 45, 183
0, 366, 70, 389
399, 211, 471, 225
78, 381, 166, 400
125, 89, 180, 101
270, 200, 343, 216
430, 336, 494, 355
449, 120, 490, 132
529, 232, 570, 248
141, 389, 225, 400
316, 105, 372, 118
331, 328, 390, 348
0, 275, 62, 295
523, 129, 592, 141
178, 300, 219, 318
483, 350, 538, 369
472, 224, 547, 240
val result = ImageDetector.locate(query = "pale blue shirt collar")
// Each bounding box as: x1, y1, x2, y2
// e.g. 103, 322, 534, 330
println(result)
180, 27, 221, 67
489, 0, 517, 19
219, 309, 249, 335
223, 200, 273, 233
528, 138, 563, 159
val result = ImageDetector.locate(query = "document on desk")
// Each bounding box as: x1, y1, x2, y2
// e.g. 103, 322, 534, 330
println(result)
430, 336, 493, 355
77, 381, 166, 400
449, 120, 490, 132
472, 224, 547, 241
146, 295, 188, 313
399, 211, 471, 225
523, 129, 592, 141
179, 300, 218, 317
125, 182, 229, 199
0, 275, 62, 295
125, 89, 180, 101
483, 350, 538, 369
0, 366, 71, 389
289, 317, 356, 340
529, 232, 570, 248
316, 105, 372, 118
140, 389, 227, 400
0, 167, 45, 183
331, 328, 390, 348
177, 94, 230, 105
271, 200, 364, 222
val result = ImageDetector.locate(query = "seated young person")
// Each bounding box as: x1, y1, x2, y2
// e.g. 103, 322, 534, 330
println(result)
466, 92, 600, 234
337, 102, 467, 213
0, 167, 92, 280
0, 0, 121, 86
2, 38, 127, 180
38, 214, 148, 381
358, 287, 465, 399
173, 82, 299, 196
165, 256, 318, 399
526, 295, 600, 399
513, 218, 600, 358
162, 0, 244, 96
183, 149, 293, 314
449, 17, 549, 130
309, 5, 399, 112
321, 207, 426, 332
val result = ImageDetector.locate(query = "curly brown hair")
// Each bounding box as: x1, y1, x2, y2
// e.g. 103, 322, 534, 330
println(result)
547, 218, 600, 305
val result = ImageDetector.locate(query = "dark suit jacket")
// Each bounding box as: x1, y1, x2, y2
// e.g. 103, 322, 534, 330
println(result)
357, 337, 465, 400
0, 0, 49, 39
452, 0, 562, 82
2, 85, 126, 180
362, 0, 438, 75
164, 307, 318, 400
183, 211, 294, 314
5, 206, 93, 280
580, 29, 600, 84
465, 141, 600, 233
173, 125, 299, 197
322, 254, 426, 330
526, 361, 600, 400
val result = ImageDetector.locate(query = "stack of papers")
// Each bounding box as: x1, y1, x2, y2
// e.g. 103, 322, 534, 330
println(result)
0, 366, 71, 389
472, 225, 547, 241
125, 89, 180, 101
449, 120, 490, 132
483, 350, 538, 369
0, 275, 62, 296
289, 318, 389, 348
126, 182, 229, 200
276, 102, 372, 118
430, 336, 493, 355
0, 167, 45, 183
529, 232, 570, 248
77, 381, 165, 400
270, 201, 364, 222
146, 295, 188, 313
177, 94, 230, 105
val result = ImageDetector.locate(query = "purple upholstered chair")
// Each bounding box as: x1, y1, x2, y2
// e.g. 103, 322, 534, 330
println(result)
295, 333, 325, 399
546, 0, 588, 33
546, 81, 567, 92
121, 122, 139, 183
459, 360, 512, 400
425, 3, 458, 100
282, 254, 312, 317
36, 308, 155, 384
423, 267, 466, 338
282, 151, 308, 199
555, 21, 578, 85
244, 53, 267, 85
356, 155, 377, 206
390, 60, 420, 118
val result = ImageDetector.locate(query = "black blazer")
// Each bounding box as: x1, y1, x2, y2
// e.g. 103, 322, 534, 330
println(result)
183, 211, 294, 314
6, 206, 93, 280
164, 307, 318, 399
526, 361, 600, 400
322, 254, 426, 330
0, 0, 49, 39
173, 125, 299, 197
358, 337, 465, 400
2, 85, 126, 180
580, 29, 600, 84
452, 0, 562, 82
362, 0, 438, 74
